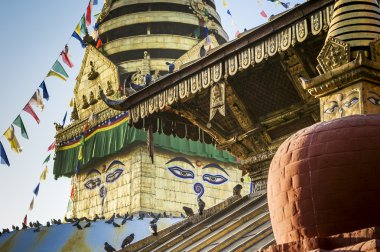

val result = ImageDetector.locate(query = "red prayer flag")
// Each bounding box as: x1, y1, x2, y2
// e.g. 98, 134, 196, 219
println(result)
61, 51, 74, 68
86, 2, 92, 26
47, 141, 56, 151
96, 38, 103, 49
83, 122, 89, 133
23, 103, 40, 124
70, 185, 75, 200
23, 215, 27, 225
260, 10, 268, 18
235, 30, 241, 38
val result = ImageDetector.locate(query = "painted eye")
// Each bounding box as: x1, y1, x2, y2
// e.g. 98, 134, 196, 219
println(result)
343, 97, 359, 108
167, 166, 194, 179
106, 169, 124, 183
84, 178, 101, 190
324, 103, 339, 114
368, 97, 380, 105
202, 174, 228, 185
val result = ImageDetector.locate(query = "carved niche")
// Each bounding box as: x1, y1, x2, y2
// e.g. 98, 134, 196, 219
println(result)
317, 37, 350, 74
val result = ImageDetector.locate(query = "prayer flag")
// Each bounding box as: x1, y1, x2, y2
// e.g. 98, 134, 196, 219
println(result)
29, 198, 34, 211
280, 1, 290, 8
29, 89, 45, 111
194, 27, 201, 38
23, 215, 27, 226
92, 29, 99, 41
23, 103, 40, 124
4, 126, 22, 153
52, 61, 69, 78
223, 0, 227, 7
61, 51, 74, 68
62, 111, 68, 127
75, 23, 81, 37
83, 122, 89, 133
227, 10, 232, 16
93, 0, 98, 5
70, 185, 75, 200
78, 146, 83, 161
96, 38, 103, 49
43, 154, 51, 164
39, 81, 49, 101
80, 14, 87, 35
93, 12, 100, 20
0, 141, 10, 166
235, 30, 241, 38
47, 70, 66, 81
75, 160, 80, 174
40, 166, 48, 181
47, 141, 56, 151
72, 29, 86, 48
86, 1, 92, 26
260, 10, 268, 18
33, 183, 40, 196
13, 115, 29, 139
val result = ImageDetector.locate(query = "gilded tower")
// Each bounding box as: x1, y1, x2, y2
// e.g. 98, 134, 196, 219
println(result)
97, 0, 228, 78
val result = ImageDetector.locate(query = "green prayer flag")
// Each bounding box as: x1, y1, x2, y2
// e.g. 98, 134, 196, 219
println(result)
43, 154, 51, 164
80, 14, 87, 35
13, 115, 29, 139
52, 61, 69, 78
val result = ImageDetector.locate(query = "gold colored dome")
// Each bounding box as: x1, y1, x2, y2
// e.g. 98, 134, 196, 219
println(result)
326, 0, 380, 49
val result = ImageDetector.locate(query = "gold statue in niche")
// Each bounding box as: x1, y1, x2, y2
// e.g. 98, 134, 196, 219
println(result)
89, 91, 98, 105
106, 81, 115, 96
321, 89, 359, 121
82, 95, 90, 109
88, 61, 99, 80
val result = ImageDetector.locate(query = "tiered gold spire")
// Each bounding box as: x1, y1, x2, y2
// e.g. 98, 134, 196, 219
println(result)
326, 0, 380, 52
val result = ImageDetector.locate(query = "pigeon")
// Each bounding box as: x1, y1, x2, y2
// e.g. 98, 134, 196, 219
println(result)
15, 226, 19, 231
121, 233, 135, 248
183, 206, 194, 217
36, 221, 42, 227
72, 220, 80, 227
149, 221, 158, 236
198, 198, 206, 215
12, 225, 16, 231
56, 219, 62, 225
112, 222, 120, 228
233, 184, 243, 197
0, 231, 2, 237
126, 215, 133, 221
46, 221, 50, 227
74, 223, 82, 230
116, 213, 122, 219
29, 222, 34, 228
93, 214, 100, 222
121, 215, 128, 225
163, 212, 168, 218
22, 223, 28, 230
79, 217, 91, 222
84, 222, 91, 228
65, 217, 74, 223
33, 226, 40, 233
166, 62, 175, 73
105, 213, 115, 224
104, 242, 116, 252
138, 213, 144, 220
180, 213, 185, 218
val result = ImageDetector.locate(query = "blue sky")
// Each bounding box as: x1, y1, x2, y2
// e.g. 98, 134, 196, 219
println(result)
0, 0, 304, 229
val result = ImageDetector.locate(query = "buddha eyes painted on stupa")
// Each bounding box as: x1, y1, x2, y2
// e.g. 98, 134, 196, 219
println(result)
367, 91, 380, 105
83, 160, 125, 190
322, 91, 359, 118
165, 157, 229, 199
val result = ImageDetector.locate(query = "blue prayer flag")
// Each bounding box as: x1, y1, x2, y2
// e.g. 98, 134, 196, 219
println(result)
0, 141, 10, 166
227, 10, 232, 16
62, 111, 68, 127
33, 183, 40, 196
39, 81, 49, 101
72, 31, 86, 48
93, 0, 98, 5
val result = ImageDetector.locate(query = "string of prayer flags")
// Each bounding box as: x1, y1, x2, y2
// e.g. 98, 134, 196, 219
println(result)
23, 103, 40, 124
0, 141, 10, 166
47, 70, 66, 81
29, 198, 35, 211
40, 166, 48, 181
72, 27, 86, 48
52, 61, 69, 79
29, 89, 45, 111
47, 141, 56, 152
86, 1, 92, 26
33, 183, 40, 196
4, 126, 22, 153
39, 81, 49, 101
42, 154, 51, 164
13, 115, 29, 140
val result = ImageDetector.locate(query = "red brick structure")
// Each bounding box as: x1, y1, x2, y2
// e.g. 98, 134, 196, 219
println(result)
267, 115, 380, 245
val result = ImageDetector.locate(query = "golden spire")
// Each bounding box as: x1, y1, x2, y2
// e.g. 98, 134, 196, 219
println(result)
326, 0, 380, 50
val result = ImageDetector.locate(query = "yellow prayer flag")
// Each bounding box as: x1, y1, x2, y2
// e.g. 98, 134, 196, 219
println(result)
47, 70, 67, 81
4, 125, 22, 153
40, 166, 48, 181
75, 23, 81, 37
70, 98, 74, 108
223, 0, 227, 7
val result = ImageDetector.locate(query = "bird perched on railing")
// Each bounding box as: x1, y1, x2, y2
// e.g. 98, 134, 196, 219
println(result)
105, 213, 115, 224
149, 220, 158, 236
121, 233, 135, 248
183, 206, 194, 217
166, 62, 175, 73
233, 184, 243, 197
104, 242, 116, 252
198, 198, 206, 215
22, 223, 28, 230
138, 213, 145, 220
84, 222, 91, 228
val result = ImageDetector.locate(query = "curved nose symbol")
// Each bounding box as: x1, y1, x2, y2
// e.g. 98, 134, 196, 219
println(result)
193, 183, 204, 200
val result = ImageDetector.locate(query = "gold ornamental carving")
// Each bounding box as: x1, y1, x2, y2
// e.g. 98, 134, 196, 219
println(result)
370, 38, 380, 63
311, 11, 323, 35
209, 82, 226, 121
296, 19, 308, 43
317, 37, 350, 74
179, 80, 190, 99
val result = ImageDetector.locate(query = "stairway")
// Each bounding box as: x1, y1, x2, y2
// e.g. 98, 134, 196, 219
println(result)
125, 193, 274, 252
